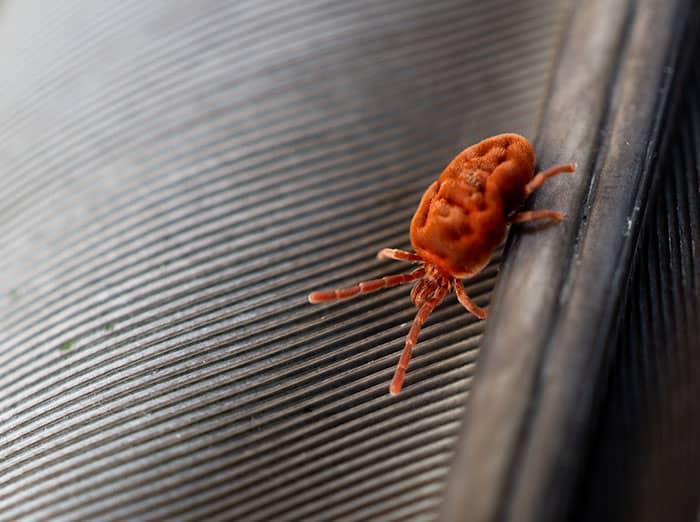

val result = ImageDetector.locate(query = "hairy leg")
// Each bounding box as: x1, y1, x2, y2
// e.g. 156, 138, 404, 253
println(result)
308, 268, 425, 303
390, 286, 447, 395
525, 162, 576, 196
454, 279, 488, 319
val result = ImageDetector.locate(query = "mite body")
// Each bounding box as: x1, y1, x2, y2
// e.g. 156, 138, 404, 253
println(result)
309, 133, 575, 395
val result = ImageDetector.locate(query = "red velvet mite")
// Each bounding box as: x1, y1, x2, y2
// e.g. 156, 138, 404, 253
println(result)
308, 133, 575, 395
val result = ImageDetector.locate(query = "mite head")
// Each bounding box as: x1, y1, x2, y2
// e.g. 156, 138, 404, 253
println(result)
409, 264, 450, 308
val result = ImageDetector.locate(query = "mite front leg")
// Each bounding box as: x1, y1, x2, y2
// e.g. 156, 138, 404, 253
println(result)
509, 210, 565, 224
308, 268, 425, 303
377, 248, 423, 263
454, 279, 488, 319
390, 287, 447, 396
525, 162, 576, 196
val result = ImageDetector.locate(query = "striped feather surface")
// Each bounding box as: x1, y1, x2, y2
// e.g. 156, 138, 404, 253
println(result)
0, 1, 569, 520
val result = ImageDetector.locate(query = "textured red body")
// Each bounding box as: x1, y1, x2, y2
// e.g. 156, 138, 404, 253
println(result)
308, 133, 575, 395
410, 133, 535, 277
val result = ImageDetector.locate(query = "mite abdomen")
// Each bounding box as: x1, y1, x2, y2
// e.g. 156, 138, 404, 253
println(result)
409, 133, 534, 277
410, 180, 506, 277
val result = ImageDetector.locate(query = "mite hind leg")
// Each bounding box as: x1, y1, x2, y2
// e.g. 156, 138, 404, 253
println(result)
454, 279, 488, 320
525, 162, 576, 196
377, 248, 422, 263
308, 268, 425, 303
390, 287, 447, 395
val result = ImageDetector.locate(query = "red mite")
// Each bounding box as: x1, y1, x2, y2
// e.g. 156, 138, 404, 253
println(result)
308, 133, 575, 395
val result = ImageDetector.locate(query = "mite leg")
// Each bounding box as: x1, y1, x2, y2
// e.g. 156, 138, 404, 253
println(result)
525, 162, 576, 196
509, 210, 565, 224
390, 287, 447, 396
377, 248, 423, 263
308, 268, 425, 303
454, 279, 488, 320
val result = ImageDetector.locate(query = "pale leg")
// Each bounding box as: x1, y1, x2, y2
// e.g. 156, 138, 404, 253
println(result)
377, 248, 423, 263
308, 268, 425, 303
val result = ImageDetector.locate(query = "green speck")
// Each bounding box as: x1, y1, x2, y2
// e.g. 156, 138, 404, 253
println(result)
104, 323, 115, 332
60, 340, 75, 353
9, 288, 19, 300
